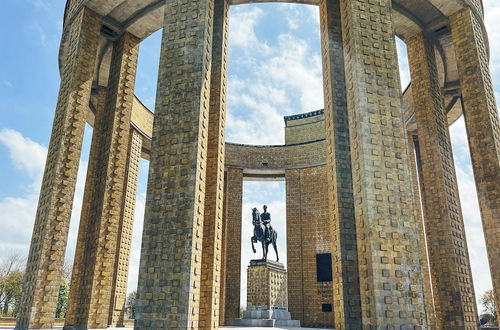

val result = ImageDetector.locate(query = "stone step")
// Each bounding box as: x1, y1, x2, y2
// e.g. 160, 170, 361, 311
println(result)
232, 318, 276, 327
243, 308, 292, 320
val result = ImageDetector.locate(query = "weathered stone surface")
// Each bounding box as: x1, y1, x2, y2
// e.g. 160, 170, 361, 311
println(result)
109, 129, 143, 326
222, 168, 243, 325
246, 260, 288, 309
64, 31, 139, 329
134, 0, 215, 328
406, 133, 436, 329
16, 7, 101, 330
451, 8, 500, 316
339, 0, 427, 327
199, 1, 229, 329
286, 166, 333, 328
407, 32, 478, 329
319, 0, 361, 328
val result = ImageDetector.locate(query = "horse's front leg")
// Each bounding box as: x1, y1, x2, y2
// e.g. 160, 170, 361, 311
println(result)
251, 236, 256, 253
262, 241, 267, 260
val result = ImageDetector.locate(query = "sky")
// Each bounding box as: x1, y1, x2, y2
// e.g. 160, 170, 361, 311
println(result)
0, 0, 498, 312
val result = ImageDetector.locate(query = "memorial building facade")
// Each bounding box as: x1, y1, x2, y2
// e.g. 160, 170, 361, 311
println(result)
15, 0, 500, 329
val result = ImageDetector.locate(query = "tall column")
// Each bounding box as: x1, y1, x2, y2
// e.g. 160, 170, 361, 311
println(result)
134, 0, 215, 328
65, 31, 140, 329
219, 172, 228, 325
407, 33, 477, 328
319, 0, 361, 328
339, 0, 427, 327
451, 8, 500, 313
16, 7, 101, 330
199, 0, 228, 328
223, 168, 243, 325
285, 169, 304, 324
407, 133, 436, 329
108, 129, 143, 326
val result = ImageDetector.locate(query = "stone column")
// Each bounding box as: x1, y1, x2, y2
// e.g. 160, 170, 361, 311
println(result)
199, 0, 228, 329
134, 0, 215, 328
339, 0, 426, 327
319, 0, 361, 328
406, 133, 436, 329
451, 8, 500, 313
108, 129, 143, 326
219, 172, 228, 325
223, 168, 243, 325
15, 7, 101, 330
65, 31, 140, 329
285, 169, 304, 324
407, 32, 477, 328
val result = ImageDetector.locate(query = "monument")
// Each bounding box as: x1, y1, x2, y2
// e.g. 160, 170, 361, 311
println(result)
14, 0, 500, 329
233, 207, 300, 327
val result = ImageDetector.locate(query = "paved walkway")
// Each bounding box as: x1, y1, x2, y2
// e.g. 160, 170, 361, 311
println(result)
0, 326, 332, 330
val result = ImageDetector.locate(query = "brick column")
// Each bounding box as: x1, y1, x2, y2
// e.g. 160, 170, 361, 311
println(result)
15, 7, 100, 329
407, 32, 478, 328
223, 168, 243, 325
109, 129, 143, 326
451, 8, 500, 313
285, 169, 304, 324
319, 0, 361, 328
219, 172, 228, 325
64, 31, 140, 329
134, 0, 215, 328
406, 133, 436, 329
339, 0, 426, 327
199, 0, 228, 328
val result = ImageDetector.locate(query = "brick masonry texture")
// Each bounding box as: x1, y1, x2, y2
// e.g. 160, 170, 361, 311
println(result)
134, 0, 215, 328
109, 129, 143, 326
65, 31, 140, 329
286, 166, 333, 328
199, 1, 229, 329
221, 168, 243, 325
407, 32, 478, 329
339, 0, 427, 327
16, 7, 101, 330
285, 112, 326, 145
406, 133, 436, 329
451, 7, 500, 316
19, 0, 500, 329
247, 261, 288, 308
319, 0, 361, 328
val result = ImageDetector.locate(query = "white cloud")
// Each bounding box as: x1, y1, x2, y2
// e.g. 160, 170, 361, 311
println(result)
0, 129, 47, 185
396, 38, 410, 90
229, 6, 270, 55
227, 8, 323, 145
0, 128, 88, 274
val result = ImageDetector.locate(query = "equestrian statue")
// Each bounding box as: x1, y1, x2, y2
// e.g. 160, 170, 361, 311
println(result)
251, 205, 279, 262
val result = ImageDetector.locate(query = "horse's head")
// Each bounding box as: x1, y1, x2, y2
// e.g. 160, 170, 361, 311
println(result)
252, 208, 260, 226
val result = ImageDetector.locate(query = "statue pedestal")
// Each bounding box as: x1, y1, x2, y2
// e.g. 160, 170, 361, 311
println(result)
232, 259, 300, 327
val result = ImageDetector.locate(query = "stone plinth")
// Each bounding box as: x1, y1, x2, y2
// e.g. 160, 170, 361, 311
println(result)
247, 259, 288, 309
233, 260, 300, 327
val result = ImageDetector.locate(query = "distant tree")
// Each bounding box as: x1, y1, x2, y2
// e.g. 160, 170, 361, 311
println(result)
480, 290, 498, 326
0, 270, 23, 316
55, 279, 69, 318
126, 290, 137, 319
0, 253, 25, 317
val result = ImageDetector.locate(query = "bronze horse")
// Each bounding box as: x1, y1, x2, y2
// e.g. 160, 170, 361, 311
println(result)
251, 208, 279, 261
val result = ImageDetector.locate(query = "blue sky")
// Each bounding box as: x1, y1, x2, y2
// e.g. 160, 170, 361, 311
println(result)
0, 0, 498, 311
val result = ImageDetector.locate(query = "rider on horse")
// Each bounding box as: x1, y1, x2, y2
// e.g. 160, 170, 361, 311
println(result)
261, 205, 273, 242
